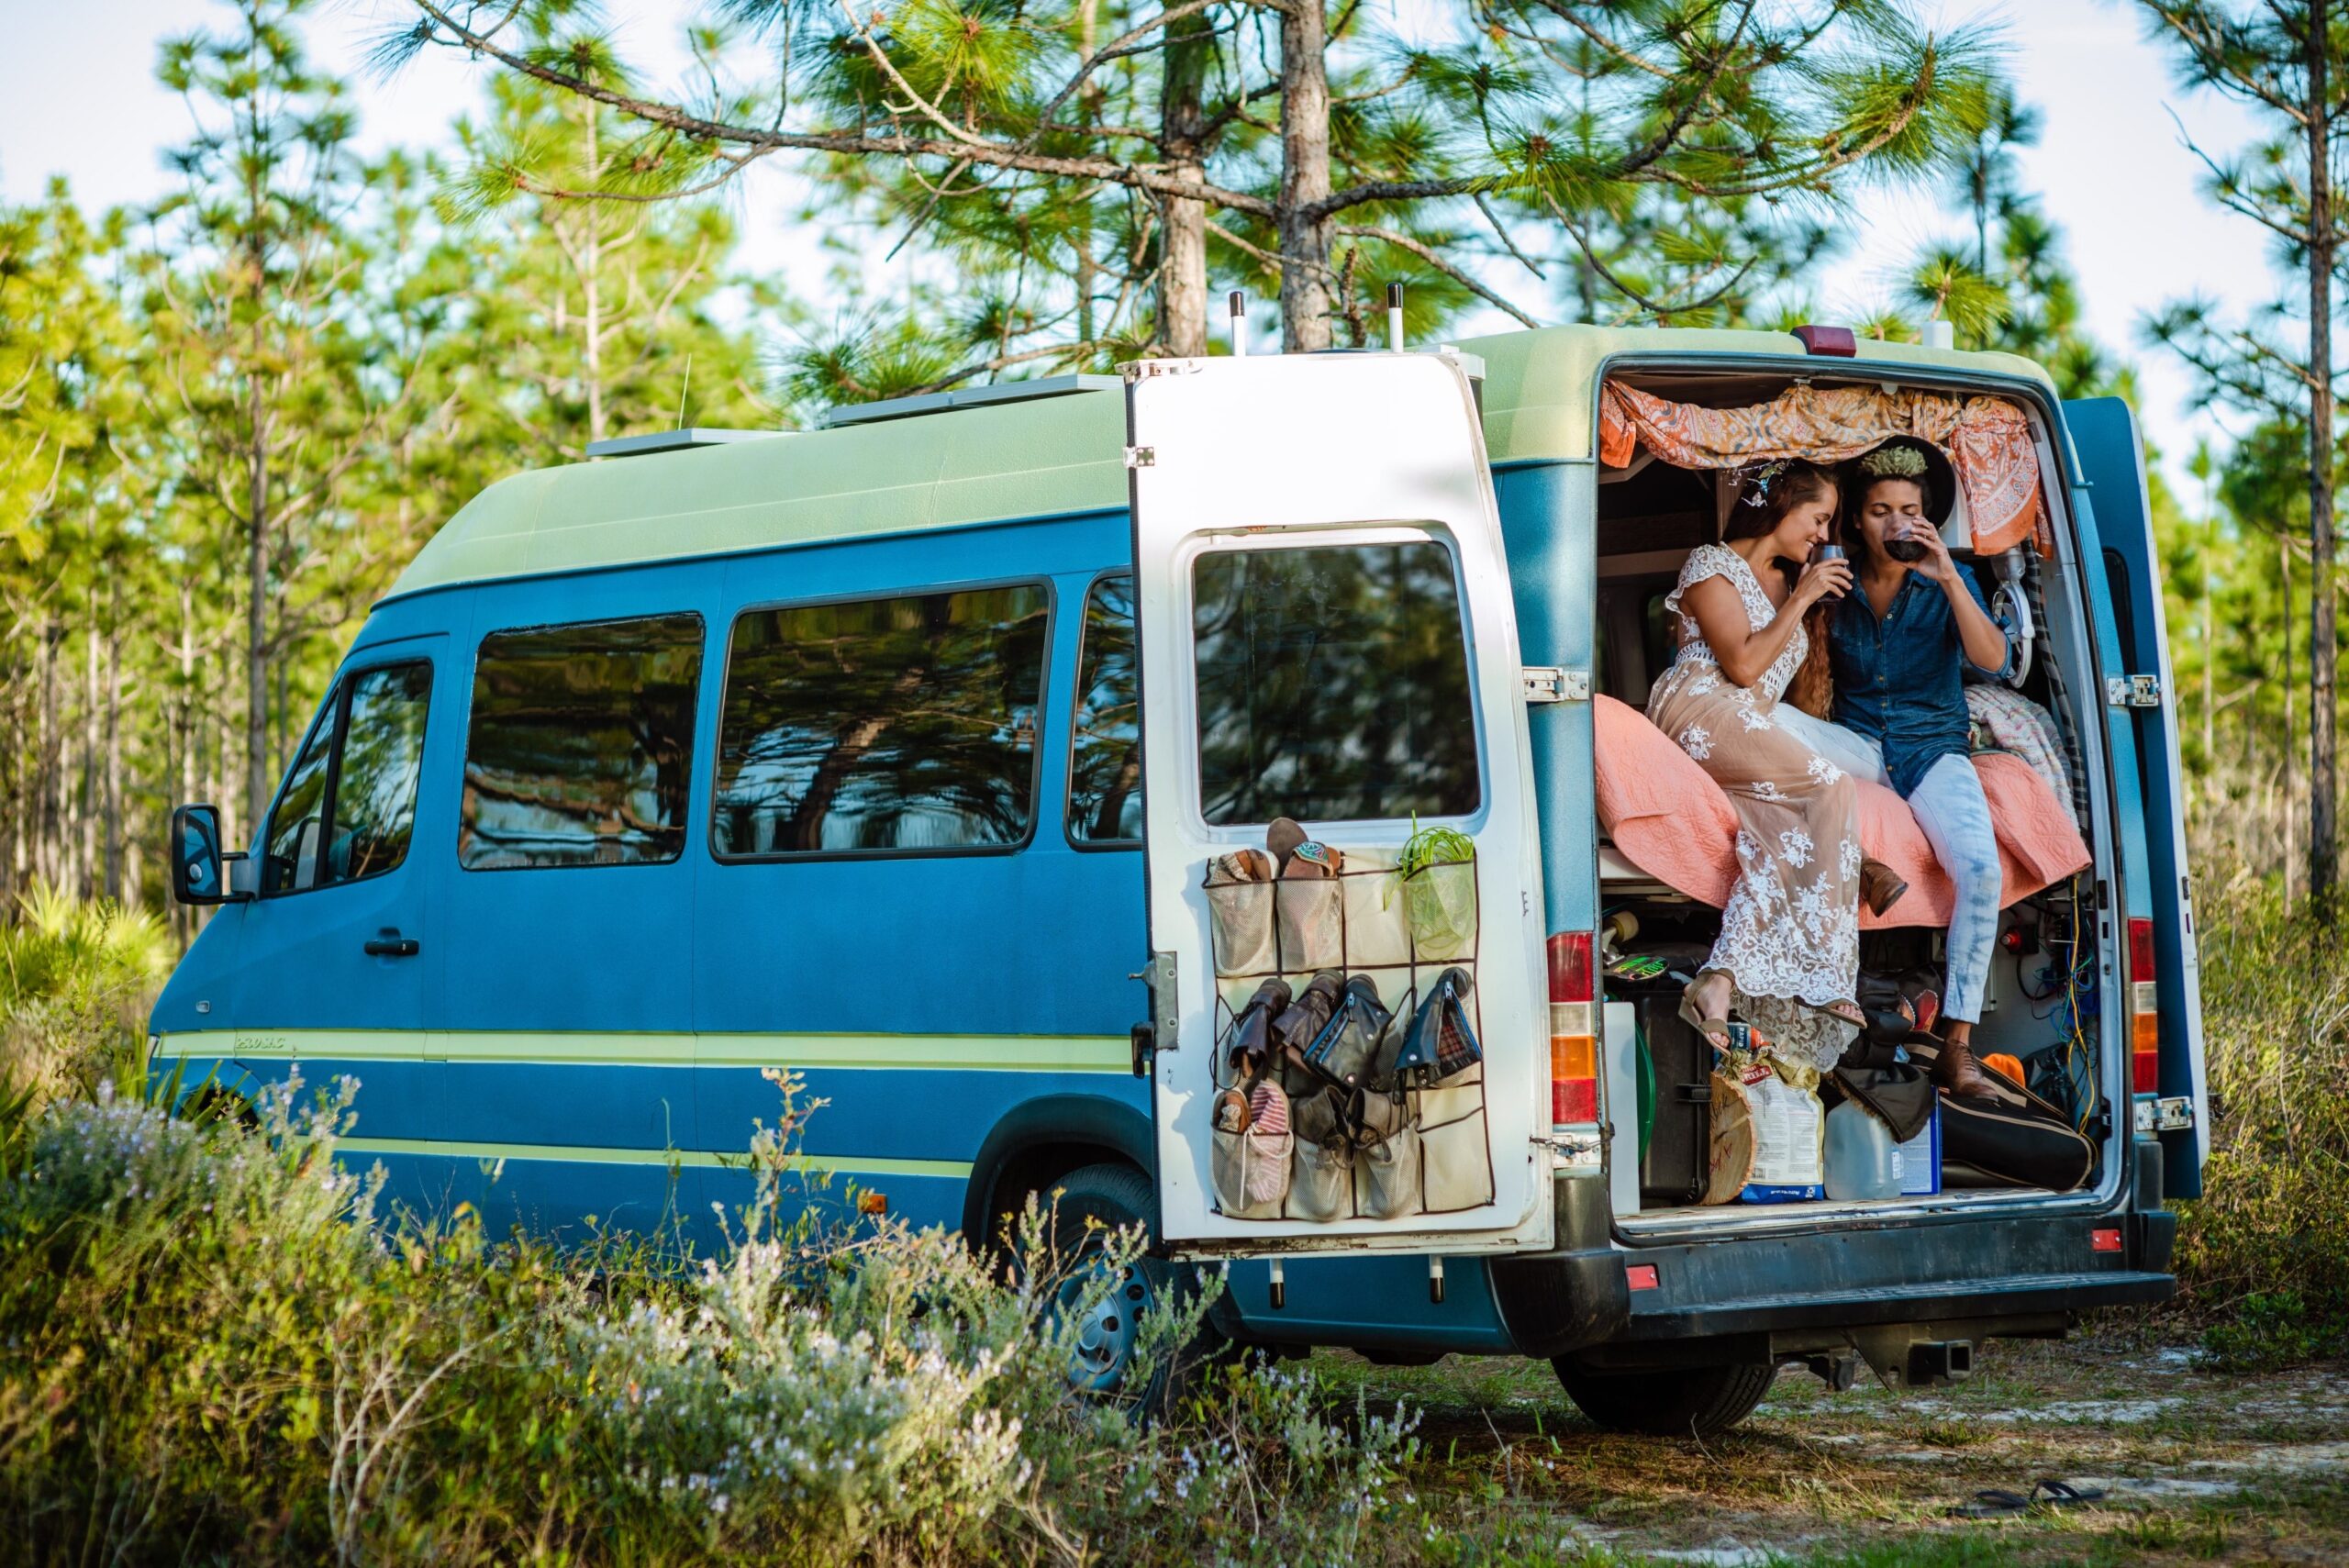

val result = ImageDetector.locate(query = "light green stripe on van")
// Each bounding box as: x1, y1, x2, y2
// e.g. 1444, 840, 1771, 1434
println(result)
151, 1029, 1130, 1073
334, 1136, 971, 1178
383, 325, 2061, 606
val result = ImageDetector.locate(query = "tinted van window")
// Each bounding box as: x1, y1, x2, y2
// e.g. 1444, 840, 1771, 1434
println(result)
1067, 574, 1141, 844
714, 584, 1048, 855
263, 710, 335, 893
460, 615, 703, 870
328, 663, 432, 881
263, 661, 432, 894
1193, 541, 1479, 825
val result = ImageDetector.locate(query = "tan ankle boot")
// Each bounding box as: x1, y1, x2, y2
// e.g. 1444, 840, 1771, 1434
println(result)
1932, 1030, 2001, 1102
1859, 858, 1909, 917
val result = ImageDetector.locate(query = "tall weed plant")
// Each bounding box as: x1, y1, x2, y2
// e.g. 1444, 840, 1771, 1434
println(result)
2174, 837, 2349, 1365
0, 1067, 1420, 1566
0, 882, 170, 1106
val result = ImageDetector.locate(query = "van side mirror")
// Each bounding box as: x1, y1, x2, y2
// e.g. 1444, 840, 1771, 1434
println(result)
171, 805, 250, 906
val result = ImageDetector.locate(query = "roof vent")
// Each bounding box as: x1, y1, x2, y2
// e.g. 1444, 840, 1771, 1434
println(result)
584, 428, 786, 459
823, 373, 1119, 429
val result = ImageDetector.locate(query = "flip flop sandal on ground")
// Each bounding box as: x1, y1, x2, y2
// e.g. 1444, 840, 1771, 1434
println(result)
1948, 1479, 2109, 1518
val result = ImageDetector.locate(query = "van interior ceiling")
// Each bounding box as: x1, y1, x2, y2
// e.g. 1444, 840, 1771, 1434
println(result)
1592, 366, 2110, 1229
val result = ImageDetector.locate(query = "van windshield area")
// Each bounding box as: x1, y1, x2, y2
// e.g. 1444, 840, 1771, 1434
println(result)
1191, 539, 1479, 826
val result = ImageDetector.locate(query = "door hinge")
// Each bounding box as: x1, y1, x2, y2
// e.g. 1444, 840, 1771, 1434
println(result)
2106, 674, 2163, 708
1131, 948, 1184, 1070
1124, 445, 1157, 469
2132, 1095, 2196, 1134
1522, 666, 1591, 704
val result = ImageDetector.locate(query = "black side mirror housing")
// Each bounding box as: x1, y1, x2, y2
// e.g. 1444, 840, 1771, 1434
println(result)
170, 804, 248, 906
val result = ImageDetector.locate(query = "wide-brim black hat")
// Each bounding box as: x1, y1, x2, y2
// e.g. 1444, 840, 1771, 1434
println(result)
1845, 435, 1959, 528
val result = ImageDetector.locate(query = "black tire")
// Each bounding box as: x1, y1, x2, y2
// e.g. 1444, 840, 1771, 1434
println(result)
1021, 1162, 1229, 1415
1553, 1359, 1776, 1437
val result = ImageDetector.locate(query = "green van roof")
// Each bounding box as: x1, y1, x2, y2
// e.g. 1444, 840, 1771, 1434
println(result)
382, 325, 2056, 603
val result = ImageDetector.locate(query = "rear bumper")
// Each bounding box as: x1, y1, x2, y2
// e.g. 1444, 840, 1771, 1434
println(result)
1492, 1172, 2176, 1360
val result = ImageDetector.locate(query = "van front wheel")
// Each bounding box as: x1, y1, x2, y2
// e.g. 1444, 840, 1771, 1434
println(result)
1553, 1359, 1776, 1437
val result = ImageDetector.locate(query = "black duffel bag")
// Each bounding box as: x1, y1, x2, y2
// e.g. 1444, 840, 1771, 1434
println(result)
1902, 1032, 2095, 1192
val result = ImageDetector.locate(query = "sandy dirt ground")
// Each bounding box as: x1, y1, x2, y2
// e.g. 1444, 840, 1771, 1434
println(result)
1321, 1330, 2349, 1564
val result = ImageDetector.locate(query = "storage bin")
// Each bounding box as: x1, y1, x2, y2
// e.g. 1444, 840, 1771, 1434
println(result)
1419, 1102, 1494, 1211
1342, 854, 1412, 968
1399, 859, 1477, 961
1211, 1123, 1291, 1218
1360, 1123, 1423, 1219
1275, 875, 1345, 971
1287, 1139, 1353, 1222
1206, 877, 1276, 977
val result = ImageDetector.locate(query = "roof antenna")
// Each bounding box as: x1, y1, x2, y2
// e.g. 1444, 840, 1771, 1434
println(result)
1387, 283, 1406, 352
1229, 291, 1248, 358
674, 353, 695, 430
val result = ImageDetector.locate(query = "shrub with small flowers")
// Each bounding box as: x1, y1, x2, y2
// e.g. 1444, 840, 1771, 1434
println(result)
0, 1063, 1425, 1565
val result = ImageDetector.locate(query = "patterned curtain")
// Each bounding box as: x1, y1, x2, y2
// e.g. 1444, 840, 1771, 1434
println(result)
1599, 380, 2053, 557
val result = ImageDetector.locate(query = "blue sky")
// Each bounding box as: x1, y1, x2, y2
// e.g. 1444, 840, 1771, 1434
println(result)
0, 0, 2282, 503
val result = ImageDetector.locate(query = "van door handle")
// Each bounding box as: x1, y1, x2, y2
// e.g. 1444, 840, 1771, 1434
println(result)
364, 930, 420, 958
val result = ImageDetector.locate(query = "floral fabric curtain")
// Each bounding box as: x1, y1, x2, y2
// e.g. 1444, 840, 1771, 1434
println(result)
1598, 381, 2053, 557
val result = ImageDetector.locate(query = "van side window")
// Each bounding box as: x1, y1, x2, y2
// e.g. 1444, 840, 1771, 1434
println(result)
460, 614, 704, 871
262, 662, 432, 894
1067, 574, 1141, 845
1192, 541, 1479, 825
713, 584, 1049, 856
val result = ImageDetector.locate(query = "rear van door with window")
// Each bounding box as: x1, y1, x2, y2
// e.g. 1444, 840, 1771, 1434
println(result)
2063, 396, 2210, 1195
1126, 352, 1557, 1256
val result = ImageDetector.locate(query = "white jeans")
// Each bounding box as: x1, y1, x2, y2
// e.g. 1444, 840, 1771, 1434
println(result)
1775, 708, 2002, 1023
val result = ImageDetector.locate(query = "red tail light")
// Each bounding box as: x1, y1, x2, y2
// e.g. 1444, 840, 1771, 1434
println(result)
2128, 917, 2160, 1094
1548, 930, 1598, 1127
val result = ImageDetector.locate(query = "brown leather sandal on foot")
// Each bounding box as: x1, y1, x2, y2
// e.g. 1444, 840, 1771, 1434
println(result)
1677, 984, 1733, 1052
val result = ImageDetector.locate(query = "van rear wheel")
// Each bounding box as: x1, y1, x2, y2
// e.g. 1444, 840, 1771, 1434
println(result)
1021, 1162, 1227, 1414
1553, 1359, 1776, 1437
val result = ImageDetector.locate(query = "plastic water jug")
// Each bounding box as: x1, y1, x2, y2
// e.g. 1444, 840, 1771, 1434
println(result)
1823, 1099, 1901, 1201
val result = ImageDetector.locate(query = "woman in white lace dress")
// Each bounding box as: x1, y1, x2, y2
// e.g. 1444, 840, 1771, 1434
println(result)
1647, 461, 1883, 1069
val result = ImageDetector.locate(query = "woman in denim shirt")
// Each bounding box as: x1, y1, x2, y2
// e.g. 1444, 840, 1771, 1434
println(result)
1817, 440, 2014, 1101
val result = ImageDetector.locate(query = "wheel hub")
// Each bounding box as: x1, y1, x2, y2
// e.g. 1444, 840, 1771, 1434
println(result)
1059, 1258, 1152, 1393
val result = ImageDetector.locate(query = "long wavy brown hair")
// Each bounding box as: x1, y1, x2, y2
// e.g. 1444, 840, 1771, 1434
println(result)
1720, 460, 1840, 718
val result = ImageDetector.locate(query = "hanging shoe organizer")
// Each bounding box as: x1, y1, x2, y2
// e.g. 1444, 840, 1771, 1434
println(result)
1202, 849, 1495, 1222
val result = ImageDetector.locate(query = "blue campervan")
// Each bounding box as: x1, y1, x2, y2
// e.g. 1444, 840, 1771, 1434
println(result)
157, 328, 2205, 1433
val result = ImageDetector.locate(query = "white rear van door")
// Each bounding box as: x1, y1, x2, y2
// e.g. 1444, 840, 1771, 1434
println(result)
1126, 351, 1554, 1258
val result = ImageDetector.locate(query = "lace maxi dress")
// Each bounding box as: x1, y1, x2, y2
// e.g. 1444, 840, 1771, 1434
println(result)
1644, 544, 1863, 1069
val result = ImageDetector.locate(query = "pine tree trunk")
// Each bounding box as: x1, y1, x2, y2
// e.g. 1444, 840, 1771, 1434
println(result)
82, 604, 100, 899
2286, 535, 2299, 907
246, 328, 272, 842
1277, 0, 1333, 351
38, 620, 59, 887
104, 595, 124, 905
584, 103, 607, 448
1159, 10, 1212, 356
2307, 0, 2339, 911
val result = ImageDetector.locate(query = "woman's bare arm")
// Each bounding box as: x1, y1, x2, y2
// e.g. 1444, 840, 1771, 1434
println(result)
1683, 557, 1847, 687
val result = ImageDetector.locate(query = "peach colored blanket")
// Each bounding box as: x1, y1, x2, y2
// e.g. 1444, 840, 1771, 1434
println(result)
1595, 695, 2089, 929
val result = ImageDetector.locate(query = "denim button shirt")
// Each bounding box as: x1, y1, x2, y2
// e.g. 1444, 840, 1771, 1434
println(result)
1827, 563, 2014, 798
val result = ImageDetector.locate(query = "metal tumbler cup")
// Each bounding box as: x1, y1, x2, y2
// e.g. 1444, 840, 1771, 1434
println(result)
1814, 542, 1845, 601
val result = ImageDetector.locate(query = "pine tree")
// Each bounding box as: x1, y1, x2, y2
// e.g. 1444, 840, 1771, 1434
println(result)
2138, 0, 2349, 912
